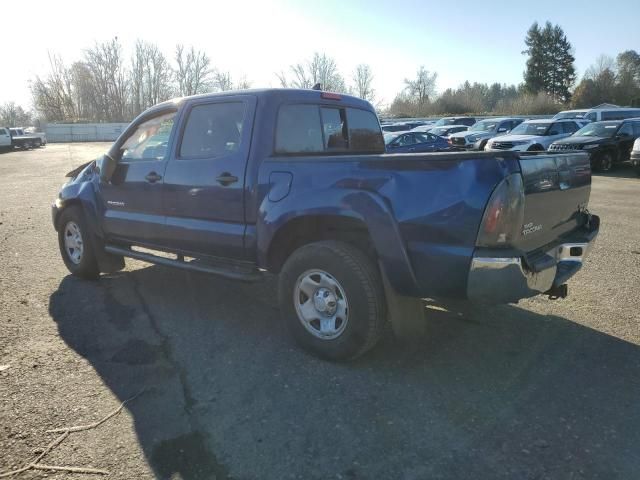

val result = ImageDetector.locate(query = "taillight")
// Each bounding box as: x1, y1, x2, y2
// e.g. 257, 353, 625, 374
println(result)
321, 92, 342, 100
476, 173, 525, 247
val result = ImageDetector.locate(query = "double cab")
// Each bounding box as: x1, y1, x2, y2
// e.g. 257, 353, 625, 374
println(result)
52, 89, 599, 360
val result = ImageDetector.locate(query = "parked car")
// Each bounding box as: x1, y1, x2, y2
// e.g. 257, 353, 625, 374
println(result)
429, 125, 469, 138
631, 137, 640, 176
22, 127, 47, 146
583, 107, 640, 123
485, 119, 584, 152
385, 131, 450, 153
410, 123, 437, 133
552, 109, 588, 120
10, 127, 46, 148
549, 119, 640, 171
448, 117, 524, 151
1, 127, 44, 150
381, 123, 411, 132
51, 88, 599, 360
431, 116, 476, 127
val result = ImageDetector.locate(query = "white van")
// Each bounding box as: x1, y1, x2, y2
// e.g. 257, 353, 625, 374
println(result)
583, 108, 640, 123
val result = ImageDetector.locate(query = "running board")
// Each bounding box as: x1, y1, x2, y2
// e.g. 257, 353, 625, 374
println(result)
104, 245, 263, 282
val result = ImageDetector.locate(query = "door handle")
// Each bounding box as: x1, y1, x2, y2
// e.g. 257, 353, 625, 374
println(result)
216, 173, 238, 186
145, 172, 162, 183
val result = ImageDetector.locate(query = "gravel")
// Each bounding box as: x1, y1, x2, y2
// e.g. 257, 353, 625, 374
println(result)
1, 143, 638, 479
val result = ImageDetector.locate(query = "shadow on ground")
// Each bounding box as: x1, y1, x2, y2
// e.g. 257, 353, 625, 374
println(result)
592, 161, 638, 179
50, 265, 640, 479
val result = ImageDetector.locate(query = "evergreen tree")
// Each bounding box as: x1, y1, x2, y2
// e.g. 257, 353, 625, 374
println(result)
523, 21, 576, 104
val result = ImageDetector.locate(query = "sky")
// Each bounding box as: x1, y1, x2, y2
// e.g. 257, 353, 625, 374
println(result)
3, 0, 639, 110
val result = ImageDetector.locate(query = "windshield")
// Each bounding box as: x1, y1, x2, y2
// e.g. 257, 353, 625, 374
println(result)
574, 122, 620, 138
554, 111, 585, 120
469, 120, 498, 132
384, 133, 399, 145
510, 122, 551, 136
431, 127, 451, 136
432, 118, 457, 127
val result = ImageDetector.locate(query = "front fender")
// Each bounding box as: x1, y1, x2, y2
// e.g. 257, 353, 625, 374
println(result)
257, 187, 419, 295
54, 179, 103, 239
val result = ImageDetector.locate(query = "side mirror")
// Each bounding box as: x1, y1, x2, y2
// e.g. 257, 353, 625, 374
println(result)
96, 154, 117, 183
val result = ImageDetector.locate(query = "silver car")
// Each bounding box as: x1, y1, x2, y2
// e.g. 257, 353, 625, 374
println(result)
485, 119, 585, 152
448, 117, 523, 151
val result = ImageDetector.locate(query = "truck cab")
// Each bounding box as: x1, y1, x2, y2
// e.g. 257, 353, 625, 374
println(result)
0, 127, 11, 150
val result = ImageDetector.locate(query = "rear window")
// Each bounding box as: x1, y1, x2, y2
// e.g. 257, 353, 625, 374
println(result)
275, 104, 383, 155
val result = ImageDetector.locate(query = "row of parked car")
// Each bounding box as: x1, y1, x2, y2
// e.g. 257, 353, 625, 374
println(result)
381, 106, 640, 173
0, 127, 47, 151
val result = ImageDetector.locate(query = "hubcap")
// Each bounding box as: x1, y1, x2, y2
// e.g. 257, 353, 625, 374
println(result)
294, 270, 349, 340
64, 221, 84, 265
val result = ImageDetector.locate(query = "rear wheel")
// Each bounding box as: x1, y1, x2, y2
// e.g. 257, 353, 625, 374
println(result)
34, 139, 42, 148
57, 206, 99, 279
278, 241, 386, 361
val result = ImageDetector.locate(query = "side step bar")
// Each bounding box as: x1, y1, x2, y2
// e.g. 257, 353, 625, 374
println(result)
104, 245, 264, 282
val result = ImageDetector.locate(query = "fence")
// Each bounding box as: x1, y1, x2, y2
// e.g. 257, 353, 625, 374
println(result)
45, 123, 129, 143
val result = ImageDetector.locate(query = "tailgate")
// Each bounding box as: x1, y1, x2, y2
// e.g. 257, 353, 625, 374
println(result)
517, 152, 592, 252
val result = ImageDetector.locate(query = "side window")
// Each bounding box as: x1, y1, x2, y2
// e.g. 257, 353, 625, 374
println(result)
347, 108, 384, 153
633, 122, 640, 137
275, 105, 323, 154
602, 111, 621, 121
562, 122, 578, 134
0, 128, 5, 135
321, 107, 348, 151
585, 112, 597, 122
179, 102, 245, 159
414, 133, 429, 143
398, 134, 416, 146
120, 111, 176, 162
618, 123, 634, 136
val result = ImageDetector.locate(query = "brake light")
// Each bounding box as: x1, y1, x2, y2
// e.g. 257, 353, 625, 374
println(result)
321, 92, 342, 100
476, 173, 525, 247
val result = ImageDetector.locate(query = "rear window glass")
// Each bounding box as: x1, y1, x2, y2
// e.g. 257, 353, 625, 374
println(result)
348, 108, 384, 153
275, 104, 383, 155
275, 105, 323, 154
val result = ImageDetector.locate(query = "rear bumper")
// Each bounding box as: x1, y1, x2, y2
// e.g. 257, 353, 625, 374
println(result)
467, 215, 599, 303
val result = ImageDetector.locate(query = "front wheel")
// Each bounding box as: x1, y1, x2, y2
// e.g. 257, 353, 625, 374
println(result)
596, 152, 613, 172
57, 206, 99, 279
278, 241, 386, 361
527, 144, 545, 152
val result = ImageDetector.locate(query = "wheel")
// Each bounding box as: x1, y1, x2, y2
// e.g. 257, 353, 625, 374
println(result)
596, 152, 613, 172
278, 240, 386, 360
34, 139, 42, 148
527, 144, 544, 152
57, 206, 100, 279
478, 140, 487, 151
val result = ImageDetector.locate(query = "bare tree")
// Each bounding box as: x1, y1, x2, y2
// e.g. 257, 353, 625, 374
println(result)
235, 76, 252, 90
277, 53, 347, 92
31, 53, 77, 122
128, 41, 172, 117
174, 44, 213, 96
0, 102, 33, 127
352, 64, 375, 102
84, 39, 129, 122
404, 66, 438, 106
213, 71, 234, 91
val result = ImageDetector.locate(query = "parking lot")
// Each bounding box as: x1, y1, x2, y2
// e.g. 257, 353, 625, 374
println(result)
1, 143, 639, 479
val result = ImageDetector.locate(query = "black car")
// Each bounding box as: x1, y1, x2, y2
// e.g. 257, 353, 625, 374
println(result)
548, 119, 640, 172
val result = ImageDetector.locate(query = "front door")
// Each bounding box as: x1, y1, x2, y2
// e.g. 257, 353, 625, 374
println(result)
99, 110, 177, 245
161, 96, 256, 260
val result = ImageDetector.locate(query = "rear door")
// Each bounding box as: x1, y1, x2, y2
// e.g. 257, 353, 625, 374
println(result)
100, 110, 177, 245
161, 95, 256, 259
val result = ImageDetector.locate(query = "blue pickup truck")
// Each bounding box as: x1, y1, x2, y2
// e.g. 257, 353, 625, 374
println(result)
52, 89, 599, 360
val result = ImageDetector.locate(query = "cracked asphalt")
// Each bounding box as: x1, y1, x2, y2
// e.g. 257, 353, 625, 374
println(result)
1, 143, 639, 479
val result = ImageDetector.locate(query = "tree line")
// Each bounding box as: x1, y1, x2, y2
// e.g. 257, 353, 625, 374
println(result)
1, 22, 639, 127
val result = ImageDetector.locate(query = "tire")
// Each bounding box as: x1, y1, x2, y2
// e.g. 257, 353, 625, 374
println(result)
527, 144, 545, 152
478, 140, 487, 151
57, 206, 100, 279
596, 152, 613, 172
35, 139, 42, 148
278, 240, 386, 361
